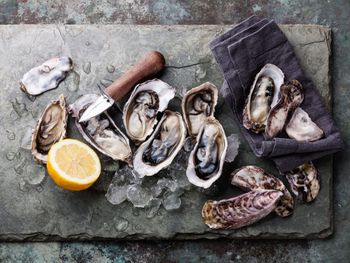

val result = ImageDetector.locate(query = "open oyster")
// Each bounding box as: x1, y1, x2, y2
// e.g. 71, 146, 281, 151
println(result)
123, 79, 175, 144
69, 94, 132, 164
31, 94, 67, 164
243, 64, 284, 133
202, 189, 283, 229
283, 162, 320, 202
265, 79, 304, 139
231, 166, 294, 217
133, 111, 186, 177
186, 118, 227, 188
20, 57, 72, 95
285, 107, 324, 141
182, 82, 218, 137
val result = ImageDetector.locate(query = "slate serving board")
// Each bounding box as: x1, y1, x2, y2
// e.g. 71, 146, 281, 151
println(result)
0, 25, 332, 240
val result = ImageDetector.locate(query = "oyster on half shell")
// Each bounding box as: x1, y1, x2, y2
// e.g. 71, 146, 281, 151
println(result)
186, 117, 227, 188
69, 94, 132, 164
182, 82, 218, 137
123, 79, 175, 144
31, 94, 68, 164
133, 110, 186, 177
20, 57, 73, 96
243, 64, 284, 133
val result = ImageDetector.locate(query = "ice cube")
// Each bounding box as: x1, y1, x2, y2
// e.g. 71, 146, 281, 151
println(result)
162, 191, 182, 211
225, 134, 240, 162
145, 198, 162, 218
126, 184, 152, 208
105, 184, 128, 205
26, 163, 46, 185
20, 127, 33, 150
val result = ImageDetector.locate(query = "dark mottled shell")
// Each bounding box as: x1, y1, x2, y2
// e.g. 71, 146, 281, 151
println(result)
202, 189, 283, 229
231, 165, 294, 217
283, 162, 320, 202
265, 79, 304, 139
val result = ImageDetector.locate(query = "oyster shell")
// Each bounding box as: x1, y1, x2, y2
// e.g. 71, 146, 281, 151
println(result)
31, 94, 67, 164
284, 162, 320, 202
133, 110, 186, 177
202, 189, 283, 229
123, 79, 175, 144
69, 94, 132, 164
182, 82, 218, 137
231, 165, 294, 217
186, 118, 227, 188
285, 107, 324, 141
265, 79, 304, 139
20, 57, 73, 95
243, 64, 284, 133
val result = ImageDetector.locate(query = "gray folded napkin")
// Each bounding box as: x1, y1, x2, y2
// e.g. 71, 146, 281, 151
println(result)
210, 16, 343, 172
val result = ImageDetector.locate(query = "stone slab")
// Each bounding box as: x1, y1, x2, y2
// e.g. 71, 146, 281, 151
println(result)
0, 25, 332, 240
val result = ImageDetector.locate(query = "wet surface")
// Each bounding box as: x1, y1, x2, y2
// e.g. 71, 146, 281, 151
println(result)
0, 0, 349, 262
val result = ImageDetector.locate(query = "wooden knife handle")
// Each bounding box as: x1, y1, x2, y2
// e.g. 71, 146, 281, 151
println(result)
105, 51, 165, 101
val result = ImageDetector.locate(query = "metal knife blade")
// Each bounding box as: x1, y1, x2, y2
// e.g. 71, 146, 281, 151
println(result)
79, 94, 114, 122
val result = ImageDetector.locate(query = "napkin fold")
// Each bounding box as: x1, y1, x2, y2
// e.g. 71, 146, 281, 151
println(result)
210, 16, 343, 172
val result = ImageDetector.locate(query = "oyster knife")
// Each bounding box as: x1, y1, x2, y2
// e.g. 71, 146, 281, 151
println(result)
79, 51, 165, 123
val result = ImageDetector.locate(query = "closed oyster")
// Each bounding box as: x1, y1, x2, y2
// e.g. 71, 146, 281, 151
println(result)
202, 189, 283, 229
31, 94, 67, 164
285, 107, 324, 141
186, 118, 227, 188
182, 82, 218, 137
231, 165, 294, 217
265, 80, 304, 139
20, 57, 72, 95
69, 94, 132, 164
133, 111, 186, 177
243, 64, 284, 133
123, 79, 175, 144
283, 162, 320, 202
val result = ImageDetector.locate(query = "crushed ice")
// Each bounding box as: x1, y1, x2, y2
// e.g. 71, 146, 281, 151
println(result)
225, 133, 240, 163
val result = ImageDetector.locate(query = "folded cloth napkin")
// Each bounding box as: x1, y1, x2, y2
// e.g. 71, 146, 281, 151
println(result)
210, 16, 343, 172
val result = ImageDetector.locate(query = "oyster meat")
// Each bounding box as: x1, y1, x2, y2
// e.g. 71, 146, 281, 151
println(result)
20, 57, 73, 95
123, 79, 175, 144
186, 118, 227, 188
283, 162, 320, 202
285, 107, 324, 141
202, 189, 283, 229
243, 64, 284, 133
31, 94, 67, 164
231, 165, 294, 217
182, 82, 218, 137
69, 94, 132, 164
265, 79, 304, 139
133, 110, 186, 177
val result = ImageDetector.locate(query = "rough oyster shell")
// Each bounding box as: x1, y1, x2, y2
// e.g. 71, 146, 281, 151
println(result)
285, 107, 324, 141
202, 189, 283, 229
69, 94, 132, 164
243, 64, 284, 133
20, 57, 72, 95
182, 82, 218, 137
186, 117, 227, 188
283, 162, 320, 202
123, 79, 175, 144
133, 110, 186, 177
265, 79, 304, 139
31, 94, 68, 164
231, 165, 294, 217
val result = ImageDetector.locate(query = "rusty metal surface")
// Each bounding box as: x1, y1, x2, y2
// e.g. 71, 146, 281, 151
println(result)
0, 0, 349, 262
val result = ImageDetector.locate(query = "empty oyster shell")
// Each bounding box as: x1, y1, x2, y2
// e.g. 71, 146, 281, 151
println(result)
20, 57, 73, 95
202, 189, 283, 229
285, 107, 324, 141
31, 94, 67, 164
265, 79, 304, 139
283, 162, 320, 202
243, 64, 284, 133
133, 110, 186, 177
69, 94, 132, 164
186, 118, 227, 188
231, 165, 294, 217
123, 79, 175, 144
182, 82, 218, 137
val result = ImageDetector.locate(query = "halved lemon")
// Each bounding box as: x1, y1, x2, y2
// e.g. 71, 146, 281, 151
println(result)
47, 139, 101, 191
